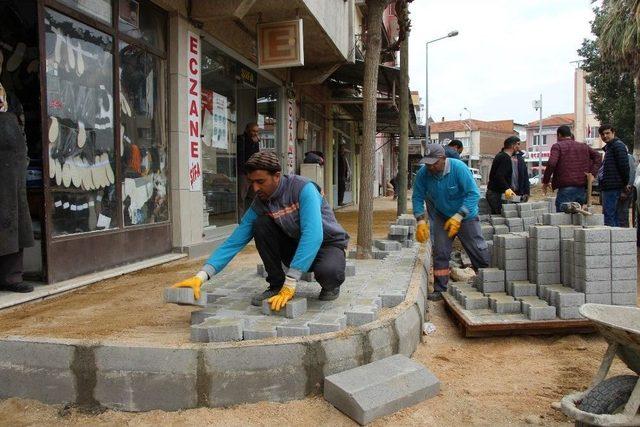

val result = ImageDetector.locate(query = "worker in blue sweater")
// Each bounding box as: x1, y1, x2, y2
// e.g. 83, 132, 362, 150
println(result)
413, 144, 489, 301
172, 151, 349, 311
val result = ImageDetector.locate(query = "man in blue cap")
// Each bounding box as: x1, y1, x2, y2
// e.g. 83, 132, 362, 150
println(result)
413, 144, 489, 300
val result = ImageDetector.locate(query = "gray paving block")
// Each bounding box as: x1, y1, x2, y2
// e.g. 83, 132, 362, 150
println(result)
490, 216, 507, 225
543, 213, 572, 225
575, 213, 605, 226
574, 255, 611, 268
611, 242, 637, 255
550, 288, 585, 307
573, 268, 611, 282
190, 309, 218, 325
573, 241, 611, 256
502, 203, 518, 212
345, 306, 378, 326
345, 262, 356, 277
504, 259, 528, 270
276, 322, 310, 337
574, 280, 612, 294
374, 239, 402, 251
585, 293, 612, 305
508, 281, 537, 297
557, 305, 584, 319
530, 225, 560, 239
612, 268, 637, 281
478, 268, 505, 283
505, 270, 529, 282
519, 210, 536, 218
478, 281, 505, 294
530, 238, 560, 251
502, 235, 527, 249
612, 280, 637, 293
191, 318, 245, 342
308, 314, 347, 334
520, 298, 557, 321
517, 203, 533, 212
243, 326, 278, 340
611, 255, 637, 268
493, 224, 509, 235
463, 294, 490, 310
612, 292, 637, 306
533, 261, 560, 274
532, 272, 561, 285
489, 295, 521, 314
610, 227, 636, 242
503, 210, 519, 218
530, 250, 559, 262
372, 249, 390, 259
558, 225, 580, 239
396, 215, 417, 227
574, 227, 611, 243
164, 287, 207, 307
324, 354, 440, 425
380, 290, 406, 308
389, 225, 410, 236
504, 249, 528, 260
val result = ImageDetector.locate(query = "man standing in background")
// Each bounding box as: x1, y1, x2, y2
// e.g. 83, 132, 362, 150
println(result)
598, 124, 629, 226
237, 122, 261, 215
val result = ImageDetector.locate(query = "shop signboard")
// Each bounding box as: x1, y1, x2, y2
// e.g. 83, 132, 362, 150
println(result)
287, 99, 296, 174
257, 19, 304, 69
187, 31, 202, 191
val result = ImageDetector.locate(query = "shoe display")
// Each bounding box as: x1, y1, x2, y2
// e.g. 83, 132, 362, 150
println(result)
251, 286, 282, 306
319, 287, 341, 301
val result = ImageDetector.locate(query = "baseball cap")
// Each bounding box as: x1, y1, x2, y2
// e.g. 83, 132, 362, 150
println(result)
419, 144, 445, 165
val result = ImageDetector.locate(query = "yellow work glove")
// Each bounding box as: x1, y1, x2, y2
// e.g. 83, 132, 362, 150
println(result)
416, 219, 430, 243
504, 189, 515, 200
444, 213, 464, 238
170, 271, 208, 300
268, 276, 297, 311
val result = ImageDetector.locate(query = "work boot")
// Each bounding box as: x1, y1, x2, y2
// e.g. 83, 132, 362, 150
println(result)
2, 282, 34, 293
319, 287, 340, 301
427, 291, 443, 302
251, 285, 281, 306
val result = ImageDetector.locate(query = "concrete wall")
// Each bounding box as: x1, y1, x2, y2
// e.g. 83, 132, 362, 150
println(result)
304, 0, 355, 62
479, 130, 514, 156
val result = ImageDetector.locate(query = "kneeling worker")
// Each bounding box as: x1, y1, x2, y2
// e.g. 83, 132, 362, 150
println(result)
413, 144, 490, 301
172, 151, 349, 311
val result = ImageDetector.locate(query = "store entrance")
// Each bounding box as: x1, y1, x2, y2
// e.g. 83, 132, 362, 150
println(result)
0, 0, 45, 281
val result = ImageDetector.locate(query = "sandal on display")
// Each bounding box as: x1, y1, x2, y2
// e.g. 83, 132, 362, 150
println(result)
48, 116, 59, 143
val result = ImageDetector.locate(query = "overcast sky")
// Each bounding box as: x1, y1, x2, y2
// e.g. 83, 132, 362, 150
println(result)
408, 0, 596, 125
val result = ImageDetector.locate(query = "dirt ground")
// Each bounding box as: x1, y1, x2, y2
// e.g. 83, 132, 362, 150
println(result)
0, 193, 636, 426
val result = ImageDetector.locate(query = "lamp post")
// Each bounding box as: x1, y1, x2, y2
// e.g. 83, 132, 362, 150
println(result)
533, 94, 543, 179
463, 106, 472, 165
425, 30, 459, 143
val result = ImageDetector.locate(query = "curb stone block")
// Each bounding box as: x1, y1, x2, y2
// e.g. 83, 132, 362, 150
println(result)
324, 354, 440, 425
345, 306, 378, 326
611, 255, 636, 268
585, 293, 612, 305
191, 318, 245, 342
612, 268, 637, 281
380, 290, 406, 308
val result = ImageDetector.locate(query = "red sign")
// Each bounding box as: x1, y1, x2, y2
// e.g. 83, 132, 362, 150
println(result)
187, 31, 202, 191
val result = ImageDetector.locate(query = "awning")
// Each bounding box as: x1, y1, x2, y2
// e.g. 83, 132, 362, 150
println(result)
327, 60, 418, 136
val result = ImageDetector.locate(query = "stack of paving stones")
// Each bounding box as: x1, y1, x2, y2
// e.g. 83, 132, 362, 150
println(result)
451, 217, 637, 322
165, 216, 419, 342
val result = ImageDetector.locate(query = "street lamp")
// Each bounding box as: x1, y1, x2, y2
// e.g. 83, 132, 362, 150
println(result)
425, 30, 459, 143
533, 94, 543, 180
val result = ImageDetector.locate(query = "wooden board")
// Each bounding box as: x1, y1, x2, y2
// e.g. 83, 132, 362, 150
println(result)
442, 293, 596, 337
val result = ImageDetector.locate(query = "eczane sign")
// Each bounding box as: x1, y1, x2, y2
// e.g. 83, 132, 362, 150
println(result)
257, 19, 304, 69
187, 31, 202, 191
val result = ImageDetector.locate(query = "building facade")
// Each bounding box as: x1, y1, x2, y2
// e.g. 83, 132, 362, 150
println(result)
574, 66, 602, 149
524, 113, 575, 174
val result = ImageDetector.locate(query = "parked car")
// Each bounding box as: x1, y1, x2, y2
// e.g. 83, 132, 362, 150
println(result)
469, 167, 482, 184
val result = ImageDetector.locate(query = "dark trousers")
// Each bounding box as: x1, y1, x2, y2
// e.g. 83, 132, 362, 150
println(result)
485, 189, 502, 215
338, 180, 346, 206
253, 215, 345, 291
0, 250, 24, 287
617, 192, 632, 227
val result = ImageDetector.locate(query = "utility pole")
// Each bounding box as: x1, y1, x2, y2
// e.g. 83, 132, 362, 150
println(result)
534, 94, 543, 176
397, 20, 409, 215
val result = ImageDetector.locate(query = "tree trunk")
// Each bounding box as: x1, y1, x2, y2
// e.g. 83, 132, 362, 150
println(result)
356, 0, 387, 259
397, 32, 409, 216
634, 74, 640, 157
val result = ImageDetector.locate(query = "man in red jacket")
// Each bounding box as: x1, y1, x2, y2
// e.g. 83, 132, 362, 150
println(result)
542, 125, 601, 212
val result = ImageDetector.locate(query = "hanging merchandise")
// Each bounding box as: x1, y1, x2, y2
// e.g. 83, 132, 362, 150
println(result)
212, 92, 228, 149
48, 116, 59, 143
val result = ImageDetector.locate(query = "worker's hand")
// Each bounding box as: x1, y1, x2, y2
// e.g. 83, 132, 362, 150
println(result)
504, 189, 516, 200
444, 213, 463, 239
171, 273, 206, 300
416, 219, 430, 243
542, 183, 549, 195
268, 276, 297, 311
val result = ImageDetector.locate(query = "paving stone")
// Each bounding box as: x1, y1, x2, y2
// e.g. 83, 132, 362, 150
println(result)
505, 270, 528, 282
478, 281, 505, 294
324, 354, 440, 425
610, 227, 636, 242
261, 298, 308, 319
529, 238, 560, 251
463, 293, 490, 310
585, 293, 612, 304
345, 306, 378, 326
611, 255, 637, 268
502, 235, 527, 249
574, 280, 612, 294
396, 215, 417, 227
388, 225, 410, 236
372, 249, 390, 259
612, 242, 637, 255
164, 287, 207, 307
575, 213, 605, 226
493, 224, 509, 235
478, 268, 505, 283
517, 203, 533, 212
274, 322, 310, 337
243, 325, 278, 340
503, 210, 519, 218
490, 216, 507, 225
504, 249, 527, 260
520, 298, 557, 321
190, 309, 218, 325
504, 259, 528, 270
574, 255, 611, 268
191, 318, 245, 342
507, 281, 537, 297
489, 295, 521, 314
574, 227, 611, 243
532, 261, 560, 274
530, 225, 559, 239
573, 268, 611, 282
573, 241, 610, 256
530, 250, 559, 262
519, 210, 536, 218
532, 272, 561, 285
612, 280, 637, 293
557, 225, 580, 239
557, 305, 584, 319
374, 239, 402, 251
308, 314, 347, 334
612, 292, 637, 306
543, 213, 572, 226
549, 287, 585, 307
380, 290, 406, 308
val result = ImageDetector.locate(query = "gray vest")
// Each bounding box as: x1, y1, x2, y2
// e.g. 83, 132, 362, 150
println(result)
251, 175, 349, 248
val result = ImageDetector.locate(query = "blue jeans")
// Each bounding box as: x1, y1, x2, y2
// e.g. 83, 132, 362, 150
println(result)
555, 186, 587, 212
430, 213, 489, 292
601, 189, 622, 226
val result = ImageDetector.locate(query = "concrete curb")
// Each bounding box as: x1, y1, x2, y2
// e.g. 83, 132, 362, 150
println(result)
0, 245, 430, 411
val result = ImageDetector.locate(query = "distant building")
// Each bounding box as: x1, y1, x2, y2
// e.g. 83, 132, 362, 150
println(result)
411, 91, 424, 125
574, 67, 602, 149
429, 118, 518, 183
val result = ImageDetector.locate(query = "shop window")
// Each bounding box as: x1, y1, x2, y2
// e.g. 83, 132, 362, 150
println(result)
119, 0, 165, 52
45, 8, 117, 236
58, 0, 113, 24
201, 42, 237, 228
257, 87, 279, 152
119, 42, 168, 226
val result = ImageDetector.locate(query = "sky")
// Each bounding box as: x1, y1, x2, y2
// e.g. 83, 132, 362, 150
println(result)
408, 0, 596, 125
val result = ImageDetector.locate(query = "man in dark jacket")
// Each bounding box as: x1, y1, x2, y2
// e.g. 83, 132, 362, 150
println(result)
486, 137, 519, 214
445, 139, 463, 160
542, 125, 601, 212
512, 140, 530, 202
598, 124, 630, 226
0, 84, 34, 293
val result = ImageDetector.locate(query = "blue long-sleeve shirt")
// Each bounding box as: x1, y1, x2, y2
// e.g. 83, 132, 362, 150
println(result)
202, 182, 324, 279
412, 158, 480, 221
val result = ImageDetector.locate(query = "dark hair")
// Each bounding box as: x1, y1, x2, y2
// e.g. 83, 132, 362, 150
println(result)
503, 136, 520, 149
245, 122, 259, 132
448, 139, 463, 149
557, 125, 572, 138
598, 124, 615, 135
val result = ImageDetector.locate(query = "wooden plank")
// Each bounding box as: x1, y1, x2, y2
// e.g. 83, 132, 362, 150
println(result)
442, 293, 595, 338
